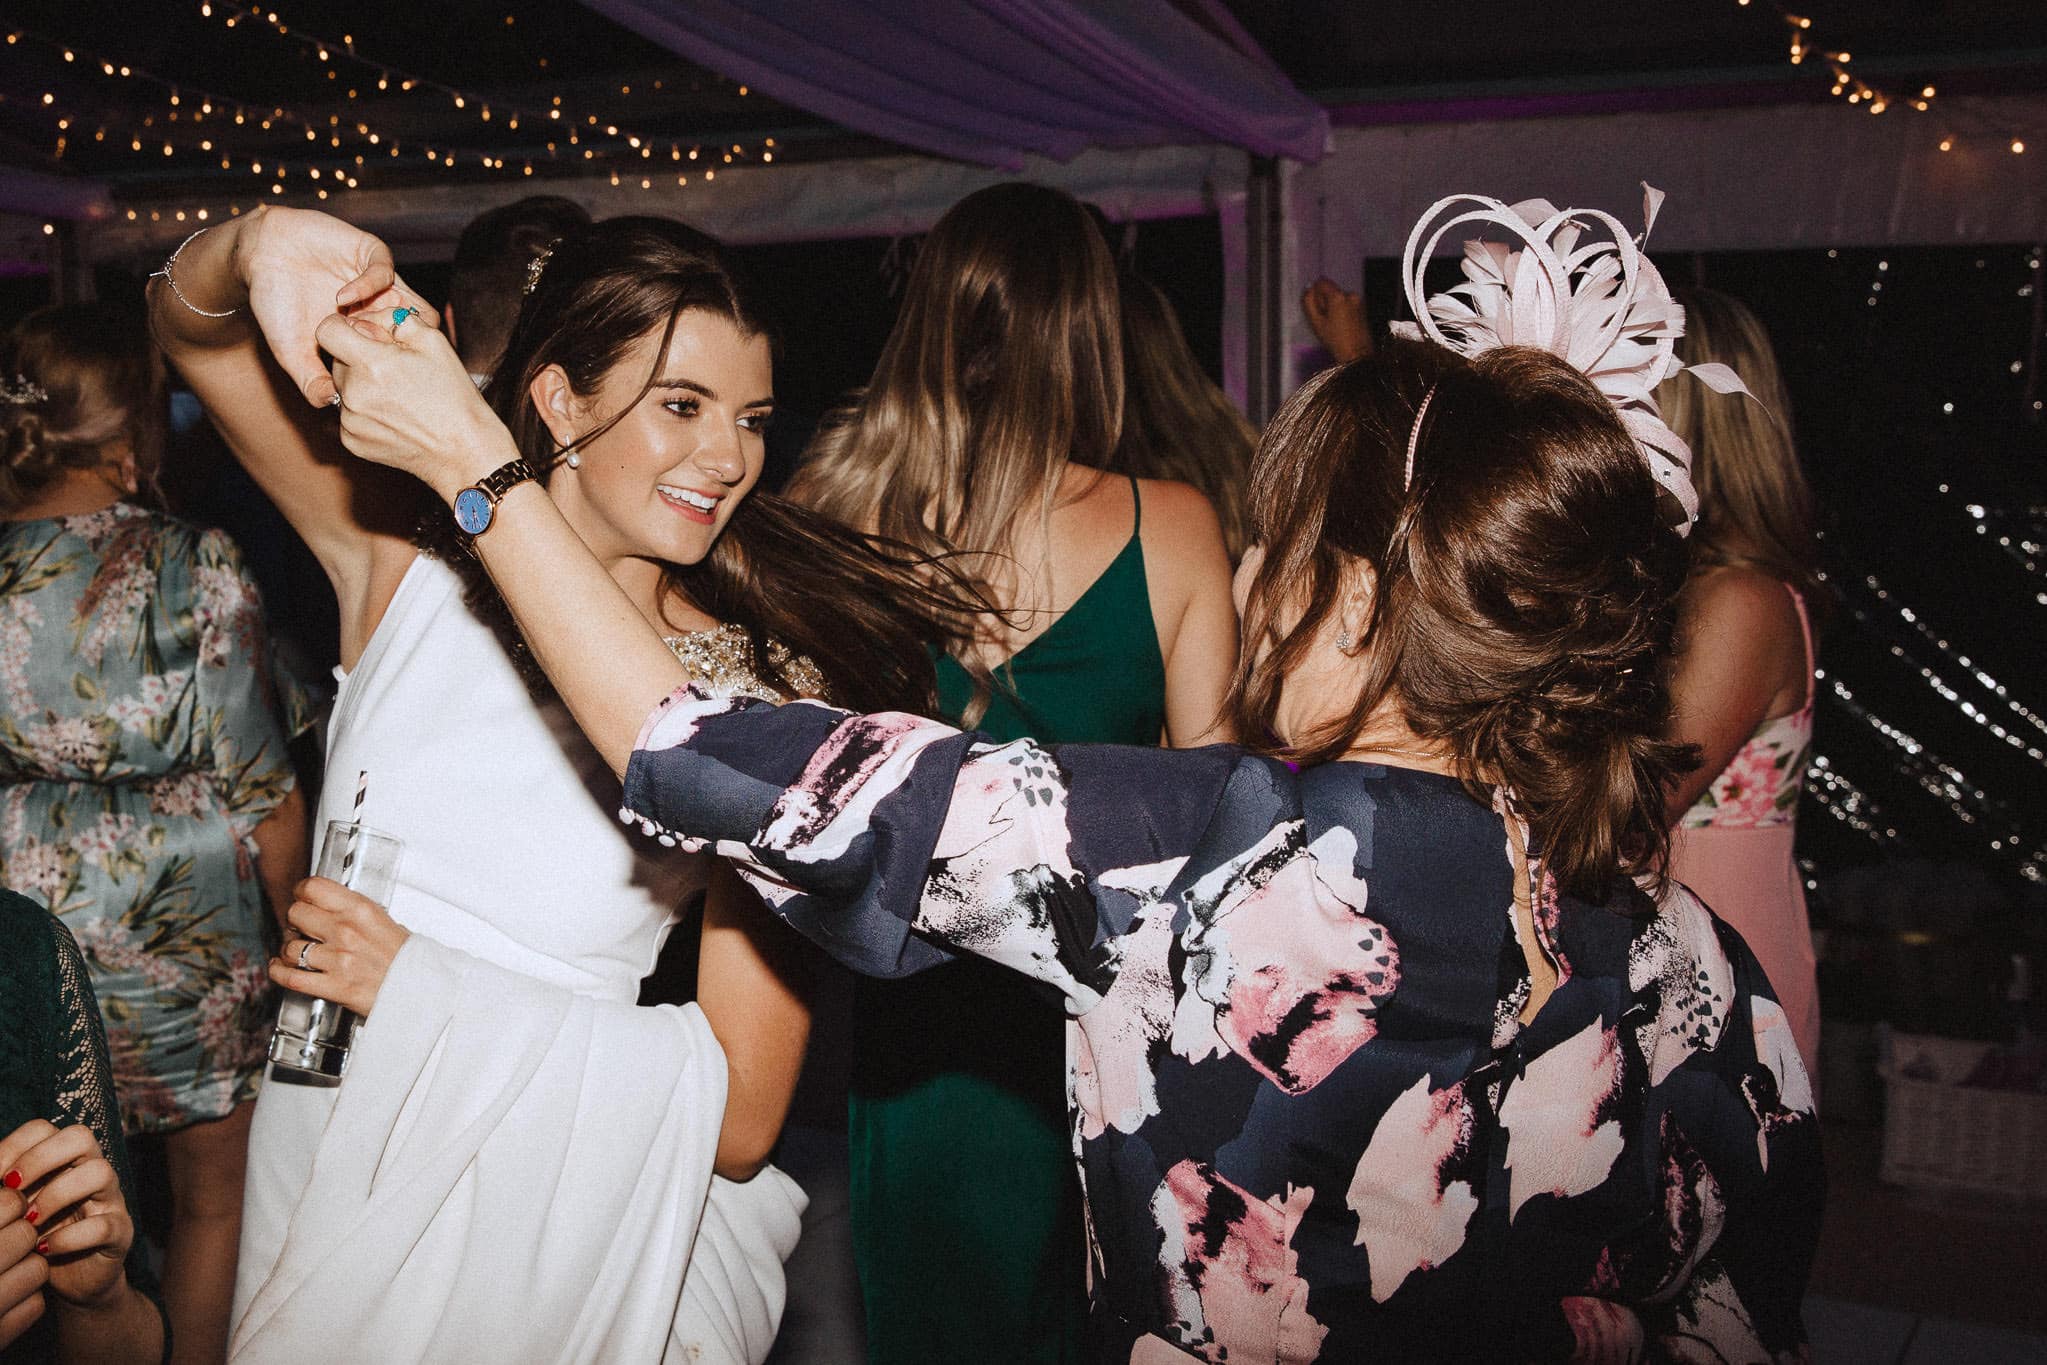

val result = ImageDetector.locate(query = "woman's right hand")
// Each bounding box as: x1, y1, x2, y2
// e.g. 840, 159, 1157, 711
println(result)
269, 875, 413, 1017
1301, 277, 1371, 363
231, 206, 440, 409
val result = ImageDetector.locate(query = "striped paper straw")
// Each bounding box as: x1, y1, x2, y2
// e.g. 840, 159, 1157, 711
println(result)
340, 770, 368, 887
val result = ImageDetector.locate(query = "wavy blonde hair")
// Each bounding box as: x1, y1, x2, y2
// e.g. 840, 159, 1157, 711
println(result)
792, 183, 1123, 718
1115, 271, 1256, 560
1659, 288, 1821, 597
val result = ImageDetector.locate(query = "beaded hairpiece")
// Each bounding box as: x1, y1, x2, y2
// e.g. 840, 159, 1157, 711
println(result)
0, 375, 48, 407
523, 240, 560, 296
1390, 184, 1751, 534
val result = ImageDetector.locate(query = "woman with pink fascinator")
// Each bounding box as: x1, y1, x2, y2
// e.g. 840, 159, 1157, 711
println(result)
300, 189, 1820, 1362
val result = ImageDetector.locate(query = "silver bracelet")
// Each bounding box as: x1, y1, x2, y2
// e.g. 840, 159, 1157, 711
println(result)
150, 227, 242, 320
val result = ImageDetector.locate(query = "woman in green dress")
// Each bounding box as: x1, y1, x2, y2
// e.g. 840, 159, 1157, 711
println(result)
793, 183, 1240, 1362
0, 305, 309, 1364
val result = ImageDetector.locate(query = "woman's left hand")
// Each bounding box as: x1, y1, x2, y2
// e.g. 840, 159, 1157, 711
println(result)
269, 876, 411, 1016
317, 308, 518, 504
0, 1120, 133, 1313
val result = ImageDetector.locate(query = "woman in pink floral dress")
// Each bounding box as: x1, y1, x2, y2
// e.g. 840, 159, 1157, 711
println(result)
1658, 289, 1825, 1083
0, 304, 309, 1364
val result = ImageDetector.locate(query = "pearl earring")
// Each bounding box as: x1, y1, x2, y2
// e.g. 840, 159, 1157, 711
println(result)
564, 449, 581, 470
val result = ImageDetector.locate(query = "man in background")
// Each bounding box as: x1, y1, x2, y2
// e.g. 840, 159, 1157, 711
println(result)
445, 195, 591, 382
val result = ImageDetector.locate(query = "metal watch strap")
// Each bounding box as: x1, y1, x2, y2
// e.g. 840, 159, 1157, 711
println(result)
476, 456, 538, 504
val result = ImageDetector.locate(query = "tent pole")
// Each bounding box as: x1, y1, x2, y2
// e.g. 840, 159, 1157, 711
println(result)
1242, 155, 1285, 427
49, 222, 92, 305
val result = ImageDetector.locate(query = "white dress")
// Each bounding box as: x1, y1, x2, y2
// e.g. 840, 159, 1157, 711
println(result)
230, 553, 804, 1364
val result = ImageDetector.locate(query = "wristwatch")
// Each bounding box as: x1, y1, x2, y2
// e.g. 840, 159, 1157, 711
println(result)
451, 456, 538, 538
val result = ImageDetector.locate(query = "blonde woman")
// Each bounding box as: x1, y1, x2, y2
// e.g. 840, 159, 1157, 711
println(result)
1114, 270, 1258, 560
793, 182, 1237, 1362
1658, 288, 1825, 1081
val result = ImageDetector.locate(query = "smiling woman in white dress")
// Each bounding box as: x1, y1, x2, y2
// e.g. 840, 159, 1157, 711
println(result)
148, 208, 969, 1363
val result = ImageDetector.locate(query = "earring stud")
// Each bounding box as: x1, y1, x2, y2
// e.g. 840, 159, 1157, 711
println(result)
1336, 632, 1353, 651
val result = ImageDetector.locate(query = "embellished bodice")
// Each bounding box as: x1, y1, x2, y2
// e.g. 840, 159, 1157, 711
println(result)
663, 624, 827, 703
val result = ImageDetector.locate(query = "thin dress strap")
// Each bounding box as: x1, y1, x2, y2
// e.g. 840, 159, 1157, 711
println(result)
1786, 582, 1816, 712
1127, 474, 1142, 538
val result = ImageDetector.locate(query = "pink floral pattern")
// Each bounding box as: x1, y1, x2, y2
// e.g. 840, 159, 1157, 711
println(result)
0, 505, 308, 1132
624, 689, 1824, 1361
1682, 586, 1814, 831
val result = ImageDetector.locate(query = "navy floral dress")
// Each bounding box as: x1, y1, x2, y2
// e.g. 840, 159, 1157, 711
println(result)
620, 690, 1822, 1363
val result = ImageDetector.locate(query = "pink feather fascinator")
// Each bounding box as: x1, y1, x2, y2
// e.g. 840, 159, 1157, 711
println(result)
1388, 184, 1750, 535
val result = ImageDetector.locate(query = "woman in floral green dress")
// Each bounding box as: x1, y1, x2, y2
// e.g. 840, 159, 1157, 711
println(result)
0, 304, 308, 1365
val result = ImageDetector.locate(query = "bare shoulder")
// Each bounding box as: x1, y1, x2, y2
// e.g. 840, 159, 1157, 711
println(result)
1132, 476, 1226, 561
1681, 564, 1801, 644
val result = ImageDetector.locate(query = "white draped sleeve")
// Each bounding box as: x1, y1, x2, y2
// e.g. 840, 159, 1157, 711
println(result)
231, 934, 803, 1364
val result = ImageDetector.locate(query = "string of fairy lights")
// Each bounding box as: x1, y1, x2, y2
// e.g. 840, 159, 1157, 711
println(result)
1803, 754, 1904, 850
1803, 543, 2047, 882
1734, 0, 2034, 156
0, 4, 780, 223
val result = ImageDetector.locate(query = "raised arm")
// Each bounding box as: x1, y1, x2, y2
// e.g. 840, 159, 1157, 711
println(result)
316, 310, 687, 773
149, 208, 437, 659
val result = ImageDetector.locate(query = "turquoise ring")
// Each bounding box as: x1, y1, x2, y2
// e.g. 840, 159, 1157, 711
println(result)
391, 306, 416, 329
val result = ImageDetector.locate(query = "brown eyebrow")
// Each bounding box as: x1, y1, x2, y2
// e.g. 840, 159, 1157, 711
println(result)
651, 377, 774, 408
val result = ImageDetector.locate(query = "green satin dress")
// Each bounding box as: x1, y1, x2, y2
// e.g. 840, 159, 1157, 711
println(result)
849, 478, 1166, 1363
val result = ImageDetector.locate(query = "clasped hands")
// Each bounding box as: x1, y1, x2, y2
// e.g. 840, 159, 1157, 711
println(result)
232, 205, 516, 497
0, 1120, 136, 1348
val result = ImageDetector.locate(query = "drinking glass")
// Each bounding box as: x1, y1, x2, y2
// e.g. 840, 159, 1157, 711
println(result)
267, 819, 402, 1082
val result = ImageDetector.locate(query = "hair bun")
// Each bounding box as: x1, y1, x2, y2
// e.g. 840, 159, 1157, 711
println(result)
0, 405, 54, 510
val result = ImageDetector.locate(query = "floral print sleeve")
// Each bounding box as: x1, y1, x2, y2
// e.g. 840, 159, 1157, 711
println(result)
621, 687, 1820, 1363
624, 690, 1238, 1001
188, 529, 305, 839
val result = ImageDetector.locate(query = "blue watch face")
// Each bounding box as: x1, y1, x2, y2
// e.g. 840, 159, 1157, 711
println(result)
452, 487, 493, 536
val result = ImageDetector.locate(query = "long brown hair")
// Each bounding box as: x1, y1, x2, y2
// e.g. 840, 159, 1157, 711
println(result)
469, 215, 977, 715
1227, 339, 1697, 900
1114, 270, 1256, 560
792, 182, 1123, 718
1, 304, 166, 513
1659, 288, 1822, 599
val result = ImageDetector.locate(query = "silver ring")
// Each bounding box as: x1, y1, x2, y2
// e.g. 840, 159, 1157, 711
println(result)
295, 940, 315, 971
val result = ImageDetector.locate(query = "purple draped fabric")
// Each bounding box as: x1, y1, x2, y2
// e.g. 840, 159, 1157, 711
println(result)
578, 0, 1328, 169
0, 167, 110, 221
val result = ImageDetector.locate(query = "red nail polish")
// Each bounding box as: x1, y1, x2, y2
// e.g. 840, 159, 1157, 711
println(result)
35, 1241, 46, 1255
1, 1170, 18, 1189
23, 1207, 37, 1224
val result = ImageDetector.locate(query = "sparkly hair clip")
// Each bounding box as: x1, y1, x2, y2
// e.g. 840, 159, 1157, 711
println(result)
0, 375, 49, 407
1390, 184, 1752, 535
523, 240, 560, 296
